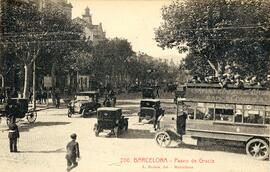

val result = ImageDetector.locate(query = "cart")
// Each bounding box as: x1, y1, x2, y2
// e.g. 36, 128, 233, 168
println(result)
0, 98, 37, 125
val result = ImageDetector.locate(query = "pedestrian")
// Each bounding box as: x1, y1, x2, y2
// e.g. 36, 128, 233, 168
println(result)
8, 117, 20, 153
176, 106, 187, 142
43, 89, 48, 104
156, 86, 160, 98
103, 97, 111, 107
29, 90, 33, 104
55, 92, 60, 108
66, 133, 80, 172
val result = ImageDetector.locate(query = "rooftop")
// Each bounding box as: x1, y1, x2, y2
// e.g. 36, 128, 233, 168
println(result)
97, 107, 121, 111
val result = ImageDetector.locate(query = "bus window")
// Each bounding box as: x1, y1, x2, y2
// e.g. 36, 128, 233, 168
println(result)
187, 108, 194, 120
265, 111, 270, 124
234, 109, 243, 123
215, 108, 233, 122
195, 108, 206, 120
204, 108, 214, 120
243, 110, 263, 124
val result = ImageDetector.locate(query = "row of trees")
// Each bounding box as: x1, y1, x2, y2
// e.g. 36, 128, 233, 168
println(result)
0, 0, 179, 98
155, 0, 270, 80
1, 0, 84, 98
72, 38, 179, 90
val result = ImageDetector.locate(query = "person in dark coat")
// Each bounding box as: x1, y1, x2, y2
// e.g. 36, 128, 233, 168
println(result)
42, 89, 48, 104
8, 119, 20, 152
66, 133, 80, 172
55, 92, 60, 108
176, 108, 187, 141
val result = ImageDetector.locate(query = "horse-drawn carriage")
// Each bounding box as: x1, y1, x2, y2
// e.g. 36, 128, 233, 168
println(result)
0, 98, 37, 124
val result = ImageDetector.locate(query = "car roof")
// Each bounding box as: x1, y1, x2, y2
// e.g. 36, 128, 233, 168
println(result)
77, 91, 99, 94
97, 107, 121, 111
141, 99, 160, 102
143, 87, 154, 90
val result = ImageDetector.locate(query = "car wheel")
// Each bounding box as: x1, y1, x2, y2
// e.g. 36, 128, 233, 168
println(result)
155, 131, 171, 148
125, 124, 128, 131
82, 109, 87, 118
67, 109, 72, 118
95, 130, 99, 136
125, 121, 128, 131
246, 138, 269, 160
114, 126, 120, 138
94, 124, 99, 136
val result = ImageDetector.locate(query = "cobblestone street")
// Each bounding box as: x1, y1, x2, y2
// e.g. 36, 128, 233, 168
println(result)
0, 100, 269, 172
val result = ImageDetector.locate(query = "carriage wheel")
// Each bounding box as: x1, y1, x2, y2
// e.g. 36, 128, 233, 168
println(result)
155, 131, 171, 148
27, 111, 37, 123
246, 138, 269, 160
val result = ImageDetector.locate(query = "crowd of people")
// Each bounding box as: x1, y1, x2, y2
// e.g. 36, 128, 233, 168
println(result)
188, 65, 270, 89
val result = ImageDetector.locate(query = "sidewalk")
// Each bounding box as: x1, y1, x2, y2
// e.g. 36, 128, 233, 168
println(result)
28, 98, 66, 112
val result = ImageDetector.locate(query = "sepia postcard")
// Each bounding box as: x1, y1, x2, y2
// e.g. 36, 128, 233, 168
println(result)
0, 0, 269, 172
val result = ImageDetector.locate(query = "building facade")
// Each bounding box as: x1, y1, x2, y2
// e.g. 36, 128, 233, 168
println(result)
73, 7, 106, 45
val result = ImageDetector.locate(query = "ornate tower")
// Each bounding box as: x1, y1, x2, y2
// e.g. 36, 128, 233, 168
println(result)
82, 7, 92, 25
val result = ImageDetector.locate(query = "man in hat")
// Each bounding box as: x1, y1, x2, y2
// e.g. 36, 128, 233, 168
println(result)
234, 74, 244, 89
66, 133, 80, 172
261, 74, 270, 89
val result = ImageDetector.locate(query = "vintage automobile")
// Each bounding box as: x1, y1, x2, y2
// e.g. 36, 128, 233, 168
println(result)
0, 98, 37, 125
142, 87, 157, 99
138, 99, 165, 129
67, 91, 101, 117
93, 107, 128, 137
127, 85, 142, 93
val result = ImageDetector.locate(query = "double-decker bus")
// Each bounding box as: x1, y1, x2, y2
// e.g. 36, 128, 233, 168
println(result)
156, 83, 270, 160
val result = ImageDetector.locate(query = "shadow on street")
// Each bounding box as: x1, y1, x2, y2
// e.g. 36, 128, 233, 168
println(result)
20, 121, 71, 132
120, 129, 155, 139
20, 148, 65, 154
168, 142, 246, 155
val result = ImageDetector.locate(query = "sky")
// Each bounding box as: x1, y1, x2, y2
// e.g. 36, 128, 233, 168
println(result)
69, 0, 187, 64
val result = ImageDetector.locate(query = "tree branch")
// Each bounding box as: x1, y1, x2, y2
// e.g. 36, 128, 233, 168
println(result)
30, 48, 40, 64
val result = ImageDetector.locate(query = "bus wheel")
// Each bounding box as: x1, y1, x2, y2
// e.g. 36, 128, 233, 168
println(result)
246, 138, 269, 160
155, 131, 171, 148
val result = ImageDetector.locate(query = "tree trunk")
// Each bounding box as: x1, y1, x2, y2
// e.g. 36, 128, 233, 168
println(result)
51, 63, 56, 105
23, 64, 30, 98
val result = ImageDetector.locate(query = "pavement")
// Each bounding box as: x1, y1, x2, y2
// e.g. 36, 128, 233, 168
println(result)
0, 101, 269, 172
